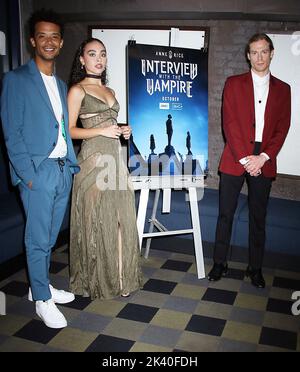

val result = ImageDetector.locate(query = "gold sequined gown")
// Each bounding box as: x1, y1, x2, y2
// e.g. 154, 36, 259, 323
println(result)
69, 91, 143, 300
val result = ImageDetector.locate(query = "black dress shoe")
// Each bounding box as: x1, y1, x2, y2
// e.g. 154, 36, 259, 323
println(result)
246, 266, 265, 289
208, 263, 228, 282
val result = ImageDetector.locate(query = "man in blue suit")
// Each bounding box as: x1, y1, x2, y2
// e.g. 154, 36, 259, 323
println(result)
1, 9, 79, 328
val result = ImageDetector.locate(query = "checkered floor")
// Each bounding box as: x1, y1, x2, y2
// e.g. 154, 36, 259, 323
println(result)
0, 242, 299, 352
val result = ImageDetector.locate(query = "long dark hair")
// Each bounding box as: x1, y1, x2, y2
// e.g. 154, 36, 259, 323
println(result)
69, 38, 108, 87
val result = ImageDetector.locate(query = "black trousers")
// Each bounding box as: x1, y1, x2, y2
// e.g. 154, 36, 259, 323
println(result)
214, 144, 273, 269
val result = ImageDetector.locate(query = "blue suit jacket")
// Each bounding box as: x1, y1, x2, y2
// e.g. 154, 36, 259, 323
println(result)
1, 59, 79, 186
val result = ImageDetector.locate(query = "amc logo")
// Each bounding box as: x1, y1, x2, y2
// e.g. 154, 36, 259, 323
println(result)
159, 102, 170, 110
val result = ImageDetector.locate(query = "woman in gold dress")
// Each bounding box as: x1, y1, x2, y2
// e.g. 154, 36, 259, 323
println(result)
68, 38, 143, 300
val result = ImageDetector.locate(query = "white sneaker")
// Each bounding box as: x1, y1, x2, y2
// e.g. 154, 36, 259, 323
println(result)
28, 285, 75, 304
36, 299, 67, 329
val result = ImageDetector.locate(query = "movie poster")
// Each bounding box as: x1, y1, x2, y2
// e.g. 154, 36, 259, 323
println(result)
127, 43, 208, 177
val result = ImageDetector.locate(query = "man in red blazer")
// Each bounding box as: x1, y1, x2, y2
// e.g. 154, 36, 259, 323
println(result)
208, 33, 291, 288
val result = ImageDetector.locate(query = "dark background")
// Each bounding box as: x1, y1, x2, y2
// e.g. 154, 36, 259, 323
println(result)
0, 0, 21, 195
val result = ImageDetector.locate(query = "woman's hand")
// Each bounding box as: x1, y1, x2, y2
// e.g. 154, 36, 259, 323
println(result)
99, 125, 122, 139
121, 125, 132, 140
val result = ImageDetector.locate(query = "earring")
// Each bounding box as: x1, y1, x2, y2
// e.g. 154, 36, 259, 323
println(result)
81, 65, 84, 70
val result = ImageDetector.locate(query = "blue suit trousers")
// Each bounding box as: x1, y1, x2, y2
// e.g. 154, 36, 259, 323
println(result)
19, 158, 72, 301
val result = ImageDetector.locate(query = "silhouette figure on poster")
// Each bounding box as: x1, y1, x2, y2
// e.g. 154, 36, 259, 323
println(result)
164, 114, 175, 156
166, 114, 173, 146
186, 131, 193, 155
150, 134, 156, 155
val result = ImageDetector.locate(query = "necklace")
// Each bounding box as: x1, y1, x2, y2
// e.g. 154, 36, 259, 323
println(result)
85, 74, 102, 79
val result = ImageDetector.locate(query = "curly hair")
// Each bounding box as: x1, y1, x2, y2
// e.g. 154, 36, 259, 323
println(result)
69, 38, 108, 87
28, 8, 64, 38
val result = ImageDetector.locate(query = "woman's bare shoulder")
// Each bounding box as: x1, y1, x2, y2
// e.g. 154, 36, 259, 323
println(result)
68, 84, 86, 98
107, 87, 115, 96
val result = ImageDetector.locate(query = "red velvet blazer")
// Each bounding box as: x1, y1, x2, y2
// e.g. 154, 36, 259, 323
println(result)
219, 71, 291, 178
